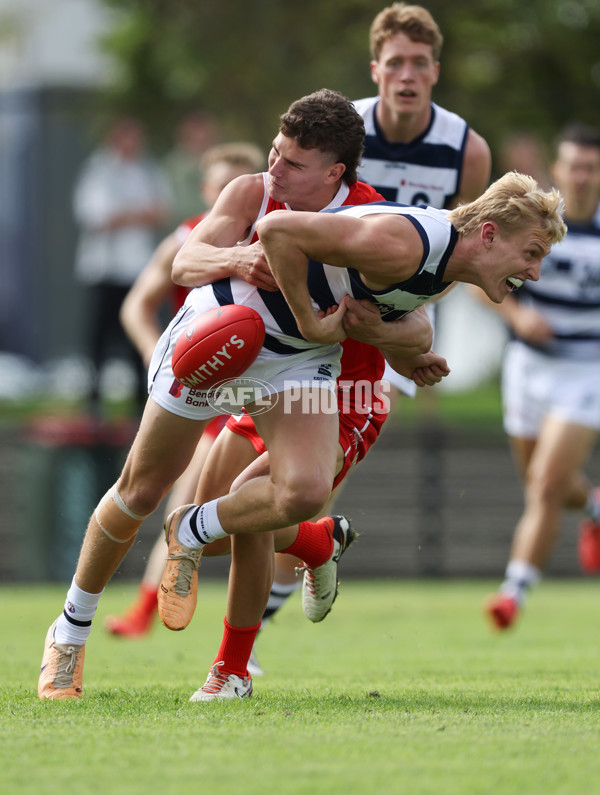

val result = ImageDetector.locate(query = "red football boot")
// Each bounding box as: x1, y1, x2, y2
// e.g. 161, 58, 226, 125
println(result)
484, 593, 519, 630
578, 518, 600, 574
104, 583, 158, 637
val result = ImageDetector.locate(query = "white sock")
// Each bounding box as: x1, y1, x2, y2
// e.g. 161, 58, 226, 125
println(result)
586, 489, 600, 522
261, 579, 301, 628
500, 559, 541, 606
177, 499, 228, 548
54, 578, 103, 646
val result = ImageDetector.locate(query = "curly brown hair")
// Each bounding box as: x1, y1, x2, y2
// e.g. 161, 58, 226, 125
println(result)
279, 89, 365, 185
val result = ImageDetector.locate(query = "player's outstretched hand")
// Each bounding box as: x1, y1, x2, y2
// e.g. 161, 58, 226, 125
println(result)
410, 351, 451, 387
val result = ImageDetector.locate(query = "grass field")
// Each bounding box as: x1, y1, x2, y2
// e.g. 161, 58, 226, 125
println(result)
3, 579, 600, 795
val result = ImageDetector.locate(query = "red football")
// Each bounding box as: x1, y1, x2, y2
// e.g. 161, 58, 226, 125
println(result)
172, 305, 265, 389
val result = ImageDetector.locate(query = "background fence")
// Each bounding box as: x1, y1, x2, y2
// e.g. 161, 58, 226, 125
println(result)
2, 415, 599, 583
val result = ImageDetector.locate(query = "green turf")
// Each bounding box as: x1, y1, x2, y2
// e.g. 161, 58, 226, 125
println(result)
3, 579, 600, 794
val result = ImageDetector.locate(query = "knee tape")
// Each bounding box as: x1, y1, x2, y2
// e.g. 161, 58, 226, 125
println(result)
95, 484, 147, 544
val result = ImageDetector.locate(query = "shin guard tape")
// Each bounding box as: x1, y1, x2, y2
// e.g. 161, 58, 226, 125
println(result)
95, 485, 146, 544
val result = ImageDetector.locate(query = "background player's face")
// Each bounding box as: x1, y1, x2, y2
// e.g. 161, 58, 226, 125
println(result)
551, 142, 600, 211
201, 163, 256, 209
267, 133, 343, 211
370, 33, 439, 119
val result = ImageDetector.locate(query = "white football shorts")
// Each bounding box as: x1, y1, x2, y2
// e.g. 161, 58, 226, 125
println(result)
148, 292, 341, 421
381, 361, 417, 398
502, 340, 600, 438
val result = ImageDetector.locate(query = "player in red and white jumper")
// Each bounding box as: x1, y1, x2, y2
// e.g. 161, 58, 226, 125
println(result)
38, 89, 441, 700
246, 1, 494, 666
109, 155, 435, 690
38, 90, 560, 702
232, 4, 494, 671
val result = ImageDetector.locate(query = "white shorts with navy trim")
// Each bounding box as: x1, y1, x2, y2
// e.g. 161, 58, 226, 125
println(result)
502, 341, 600, 438
148, 294, 341, 421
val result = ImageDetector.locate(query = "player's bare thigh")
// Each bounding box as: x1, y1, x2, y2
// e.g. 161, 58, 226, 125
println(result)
252, 386, 339, 509
117, 398, 209, 515
522, 415, 597, 503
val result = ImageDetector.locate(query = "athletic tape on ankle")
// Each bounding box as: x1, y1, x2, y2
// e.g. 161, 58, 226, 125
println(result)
95, 485, 146, 543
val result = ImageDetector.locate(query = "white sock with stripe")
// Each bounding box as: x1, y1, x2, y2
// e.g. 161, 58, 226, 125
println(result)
260, 580, 302, 628
54, 578, 103, 646
585, 489, 600, 522
500, 559, 541, 606
177, 499, 228, 548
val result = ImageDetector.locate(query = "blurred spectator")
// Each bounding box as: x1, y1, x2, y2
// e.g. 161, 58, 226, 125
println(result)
120, 141, 266, 370
73, 116, 172, 416
162, 109, 220, 225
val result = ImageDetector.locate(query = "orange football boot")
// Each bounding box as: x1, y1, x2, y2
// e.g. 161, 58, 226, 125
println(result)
158, 504, 203, 631
38, 620, 85, 700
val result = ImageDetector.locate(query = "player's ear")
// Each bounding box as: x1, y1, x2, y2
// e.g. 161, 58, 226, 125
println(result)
432, 60, 440, 86
326, 162, 346, 183
482, 221, 497, 247
370, 60, 380, 86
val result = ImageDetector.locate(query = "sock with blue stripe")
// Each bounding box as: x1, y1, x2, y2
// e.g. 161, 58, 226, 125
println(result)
500, 559, 540, 607
54, 578, 103, 646
177, 499, 228, 548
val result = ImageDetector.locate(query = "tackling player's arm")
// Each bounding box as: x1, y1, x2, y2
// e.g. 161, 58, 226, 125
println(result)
342, 299, 450, 386
120, 232, 182, 367
257, 210, 423, 343
172, 173, 278, 292
343, 299, 432, 357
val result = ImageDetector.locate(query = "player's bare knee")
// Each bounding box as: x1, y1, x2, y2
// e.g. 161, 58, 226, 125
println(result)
95, 484, 148, 544
116, 478, 167, 517
275, 478, 330, 524
526, 471, 567, 509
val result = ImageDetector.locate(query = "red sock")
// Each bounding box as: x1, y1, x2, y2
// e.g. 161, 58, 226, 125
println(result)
138, 582, 159, 615
213, 618, 261, 677
280, 517, 334, 569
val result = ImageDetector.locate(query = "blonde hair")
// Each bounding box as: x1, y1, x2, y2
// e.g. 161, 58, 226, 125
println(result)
447, 171, 566, 247
200, 142, 265, 174
370, 3, 443, 61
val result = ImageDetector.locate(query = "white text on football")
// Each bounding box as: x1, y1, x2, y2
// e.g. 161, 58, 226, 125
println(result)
181, 334, 246, 387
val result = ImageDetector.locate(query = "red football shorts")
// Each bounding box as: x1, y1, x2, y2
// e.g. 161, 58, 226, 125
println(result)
224, 396, 388, 489
203, 414, 229, 440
